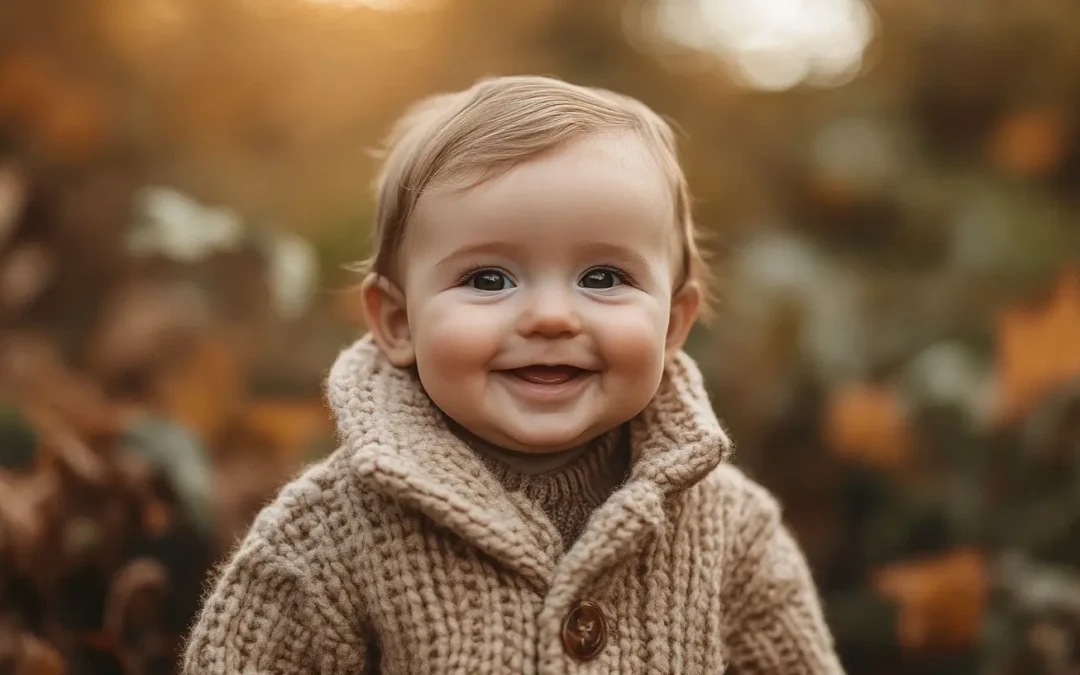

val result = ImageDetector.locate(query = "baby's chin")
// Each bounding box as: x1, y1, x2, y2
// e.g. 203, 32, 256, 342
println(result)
479, 423, 614, 454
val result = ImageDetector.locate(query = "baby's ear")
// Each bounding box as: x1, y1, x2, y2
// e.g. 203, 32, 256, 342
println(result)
665, 280, 701, 361
360, 274, 416, 367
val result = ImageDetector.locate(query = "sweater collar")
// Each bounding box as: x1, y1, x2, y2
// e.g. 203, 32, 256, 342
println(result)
325, 335, 732, 591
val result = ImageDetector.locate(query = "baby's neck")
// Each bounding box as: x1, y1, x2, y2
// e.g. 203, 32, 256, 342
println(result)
472, 439, 591, 476
451, 424, 613, 476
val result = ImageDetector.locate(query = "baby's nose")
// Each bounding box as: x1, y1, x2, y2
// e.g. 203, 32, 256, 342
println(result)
515, 288, 583, 338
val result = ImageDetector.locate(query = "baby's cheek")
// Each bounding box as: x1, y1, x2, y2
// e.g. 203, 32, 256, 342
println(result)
415, 305, 503, 374
598, 307, 668, 364
596, 311, 667, 405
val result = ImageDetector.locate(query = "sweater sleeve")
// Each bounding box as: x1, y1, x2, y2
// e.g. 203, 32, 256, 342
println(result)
720, 475, 845, 675
182, 535, 369, 675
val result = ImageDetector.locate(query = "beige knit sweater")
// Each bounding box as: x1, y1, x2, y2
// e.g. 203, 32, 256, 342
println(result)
182, 336, 844, 674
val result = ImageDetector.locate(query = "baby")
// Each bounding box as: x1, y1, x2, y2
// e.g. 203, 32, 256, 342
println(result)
183, 75, 845, 674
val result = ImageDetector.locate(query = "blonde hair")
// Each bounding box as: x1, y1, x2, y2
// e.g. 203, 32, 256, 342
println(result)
363, 75, 712, 311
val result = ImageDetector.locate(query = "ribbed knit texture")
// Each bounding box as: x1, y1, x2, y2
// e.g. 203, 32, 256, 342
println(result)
472, 426, 630, 551
182, 335, 845, 675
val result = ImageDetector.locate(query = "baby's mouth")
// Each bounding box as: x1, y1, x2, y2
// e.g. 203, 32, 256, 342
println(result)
510, 365, 587, 385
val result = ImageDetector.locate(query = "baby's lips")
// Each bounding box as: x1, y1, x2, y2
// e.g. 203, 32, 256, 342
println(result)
510, 365, 585, 385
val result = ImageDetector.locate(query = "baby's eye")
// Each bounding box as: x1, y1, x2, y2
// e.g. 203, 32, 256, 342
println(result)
579, 268, 624, 289
467, 269, 515, 291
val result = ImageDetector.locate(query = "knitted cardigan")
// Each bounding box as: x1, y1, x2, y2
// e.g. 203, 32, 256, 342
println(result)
182, 336, 844, 674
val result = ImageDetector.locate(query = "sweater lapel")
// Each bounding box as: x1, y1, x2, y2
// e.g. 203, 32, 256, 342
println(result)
547, 350, 734, 598
326, 336, 557, 590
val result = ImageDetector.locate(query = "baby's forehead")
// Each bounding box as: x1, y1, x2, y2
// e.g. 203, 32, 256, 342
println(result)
438, 131, 669, 194
410, 137, 675, 244
429, 135, 670, 215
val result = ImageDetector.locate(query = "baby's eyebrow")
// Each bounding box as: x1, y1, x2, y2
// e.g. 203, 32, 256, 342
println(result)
574, 243, 651, 269
435, 241, 524, 269
432, 241, 661, 279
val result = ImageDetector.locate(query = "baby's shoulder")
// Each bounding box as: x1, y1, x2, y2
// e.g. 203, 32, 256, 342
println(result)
239, 448, 379, 559
695, 462, 784, 531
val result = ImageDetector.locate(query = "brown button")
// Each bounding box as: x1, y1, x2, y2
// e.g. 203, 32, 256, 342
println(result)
561, 600, 607, 661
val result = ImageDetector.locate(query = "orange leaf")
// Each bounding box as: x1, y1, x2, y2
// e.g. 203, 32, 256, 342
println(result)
241, 399, 333, 465
996, 268, 1080, 422
34, 83, 109, 164
824, 382, 911, 470
155, 334, 245, 442
0, 51, 57, 121
142, 498, 173, 536
873, 548, 988, 652
987, 106, 1070, 178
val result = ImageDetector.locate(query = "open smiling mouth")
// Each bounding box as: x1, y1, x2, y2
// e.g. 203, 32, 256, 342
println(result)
508, 365, 589, 385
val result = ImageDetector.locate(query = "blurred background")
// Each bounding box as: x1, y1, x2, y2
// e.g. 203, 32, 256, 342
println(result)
2, 0, 1080, 673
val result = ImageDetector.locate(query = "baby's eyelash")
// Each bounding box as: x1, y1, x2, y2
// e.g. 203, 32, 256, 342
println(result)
454, 265, 501, 286
590, 266, 637, 287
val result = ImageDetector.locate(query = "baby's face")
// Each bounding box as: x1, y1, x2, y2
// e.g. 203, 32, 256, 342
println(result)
395, 133, 697, 453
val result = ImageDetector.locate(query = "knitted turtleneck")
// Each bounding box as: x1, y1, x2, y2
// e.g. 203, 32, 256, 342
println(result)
463, 425, 630, 551
182, 335, 845, 675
